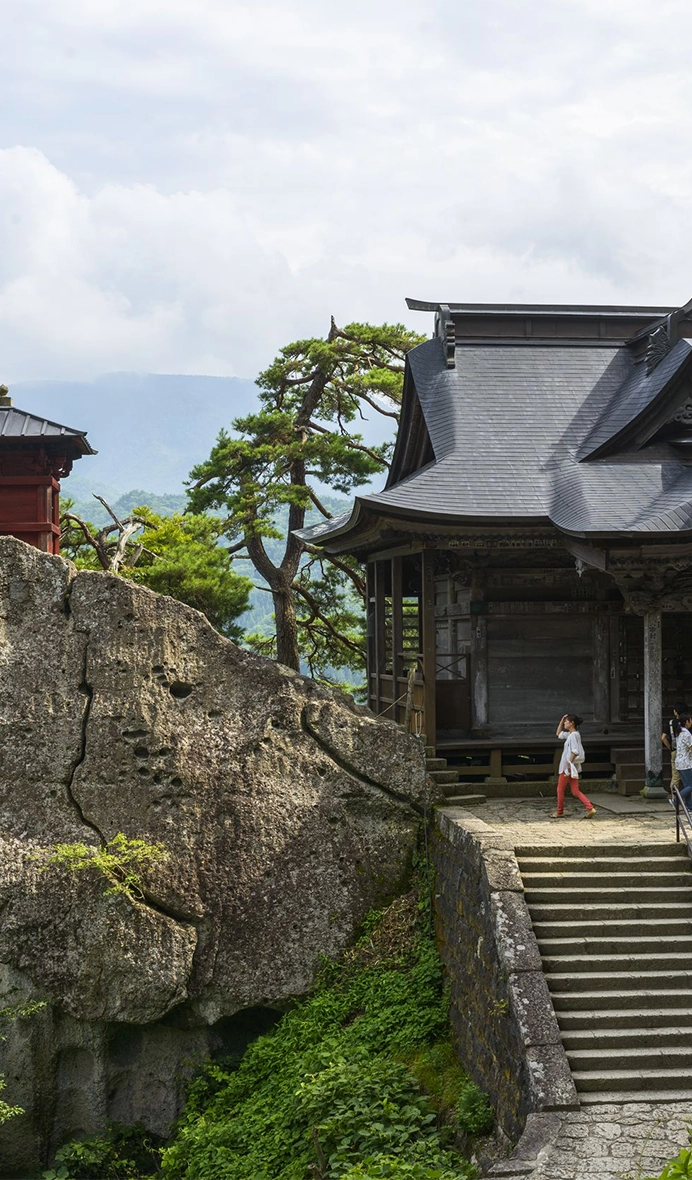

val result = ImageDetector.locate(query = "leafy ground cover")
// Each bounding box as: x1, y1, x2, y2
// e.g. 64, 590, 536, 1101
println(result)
39, 879, 491, 1179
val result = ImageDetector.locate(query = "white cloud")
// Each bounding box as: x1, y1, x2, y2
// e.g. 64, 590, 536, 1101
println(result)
2, 1, 692, 380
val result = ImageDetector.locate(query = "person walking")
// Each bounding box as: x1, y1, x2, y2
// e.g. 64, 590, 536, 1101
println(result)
552, 713, 596, 819
662, 701, 689, 796
675, 712, 692, 808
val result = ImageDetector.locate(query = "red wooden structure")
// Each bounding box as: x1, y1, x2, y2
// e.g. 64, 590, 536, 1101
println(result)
0, 385, 95, 554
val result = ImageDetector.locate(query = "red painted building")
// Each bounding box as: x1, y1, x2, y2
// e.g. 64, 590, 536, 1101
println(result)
0, 385, 95, 554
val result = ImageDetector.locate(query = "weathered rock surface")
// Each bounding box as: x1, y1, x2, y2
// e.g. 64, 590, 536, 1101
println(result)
0, 537, 428, 1173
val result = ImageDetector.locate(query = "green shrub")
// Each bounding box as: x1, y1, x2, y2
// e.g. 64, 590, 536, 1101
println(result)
644, 1145, 692, 1179
159, 889, 484, 1180
37, 833, 168, 902
404, 1041, 493, 1139
42, 1122, 164, 1180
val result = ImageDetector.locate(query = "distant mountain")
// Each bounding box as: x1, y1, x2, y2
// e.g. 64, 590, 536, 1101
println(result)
12, 371, 395, 510
12, 372, 260, 498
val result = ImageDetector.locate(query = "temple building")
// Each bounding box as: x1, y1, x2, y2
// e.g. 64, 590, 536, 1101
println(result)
299, 297, 692, 796
0, 385, 94, 555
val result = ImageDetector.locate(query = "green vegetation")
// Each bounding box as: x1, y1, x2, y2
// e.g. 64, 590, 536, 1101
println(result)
158, 887, 489, 1180
645, 1140, 692, 1179
0, 1077, 23, 1127
37, 833, 168, 903
60, 504, 252, 641
127, 509, 252, 640
37, 881, 491, 1179
187, 320, 424, 675
0, 1001, 47, 1127
41, 1122, 164, 1180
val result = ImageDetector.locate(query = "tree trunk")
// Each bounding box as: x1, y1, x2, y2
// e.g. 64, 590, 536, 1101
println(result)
273, 581, 301, 671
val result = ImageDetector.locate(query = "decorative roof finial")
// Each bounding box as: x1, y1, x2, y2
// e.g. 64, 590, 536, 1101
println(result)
0, 384, 11, 407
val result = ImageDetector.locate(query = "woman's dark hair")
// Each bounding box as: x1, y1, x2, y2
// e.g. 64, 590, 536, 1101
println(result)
565, 713, 582, 729
678, 712, 692, 727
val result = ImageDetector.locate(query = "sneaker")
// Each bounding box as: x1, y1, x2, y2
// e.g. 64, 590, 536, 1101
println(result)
550, 811, 566, 819
582, 807, 597, 819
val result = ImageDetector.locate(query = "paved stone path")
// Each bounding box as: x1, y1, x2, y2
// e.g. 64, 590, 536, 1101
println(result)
472, 790, 676, 849
457, 793, 692, 1179
493, 1103, 692, 1180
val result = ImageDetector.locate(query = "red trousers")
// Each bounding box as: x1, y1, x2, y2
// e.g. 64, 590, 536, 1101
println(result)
556, 772, 593, 813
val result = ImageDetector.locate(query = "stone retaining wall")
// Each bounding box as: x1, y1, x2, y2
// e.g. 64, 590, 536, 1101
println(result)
432, 808, 577, 1145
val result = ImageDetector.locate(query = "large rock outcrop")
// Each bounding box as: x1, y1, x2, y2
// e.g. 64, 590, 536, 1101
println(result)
0, 537, 428, 1174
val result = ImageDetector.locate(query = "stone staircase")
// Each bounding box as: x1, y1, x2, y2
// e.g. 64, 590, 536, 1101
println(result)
611, 745, 646, 795
517, 842, 692, 1104
424, 742, 486, 806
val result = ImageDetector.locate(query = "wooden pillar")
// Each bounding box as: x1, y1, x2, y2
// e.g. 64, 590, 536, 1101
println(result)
366, 562, 376, 712
609, 615, 621, 723
391, 557, 404, 724
421, 549, 437, 748
470, 571, 488, 733
593, 615, 610, 723
374, 561, 386, 715
642, 610, 665, 797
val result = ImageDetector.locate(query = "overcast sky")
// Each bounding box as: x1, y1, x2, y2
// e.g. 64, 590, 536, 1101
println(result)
2, 0, 692, 382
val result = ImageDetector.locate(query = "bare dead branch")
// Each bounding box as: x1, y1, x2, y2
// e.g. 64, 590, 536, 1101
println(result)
307, 488, 333, 519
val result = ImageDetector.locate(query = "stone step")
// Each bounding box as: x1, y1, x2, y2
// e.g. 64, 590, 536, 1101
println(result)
533, 917, 692, 939
610, 746, 646, 762
562, 1027, 692, 1050
425, 758, 448, 771
546, 969, 692, 993
580, 1088, 692, 1105
567, 1046, 692, 1071
522, 871, 692, 889
543, 952, 692, 974
441, 782, 471, 798
529, 902, 692, 923
424, 745, 435, 758
558, 1007, 692, 1030
618, 778, 646, 794
538, 934, 692, 956
525, 885, 692, 903
441, 794, 486, 807
427, 769, 459, 785
550, 988, 692, 1011
516, 842, 687, 859
573, 1067, 692, 1092
517, 856, 689, 874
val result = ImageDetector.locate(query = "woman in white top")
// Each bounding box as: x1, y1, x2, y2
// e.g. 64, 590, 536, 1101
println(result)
675, 712, 692, 807
552, 713, 596, 819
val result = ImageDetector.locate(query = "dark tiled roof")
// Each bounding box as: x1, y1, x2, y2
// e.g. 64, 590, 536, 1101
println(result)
577, 339, 692, 459
0, 406, 95, 453
298, 331, 692, 545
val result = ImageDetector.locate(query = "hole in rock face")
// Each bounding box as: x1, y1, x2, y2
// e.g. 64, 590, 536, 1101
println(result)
209, 1007, 283, 1066
169, 681, 193, 700
134, 746, 149, 759
108, 1024, 143, 1067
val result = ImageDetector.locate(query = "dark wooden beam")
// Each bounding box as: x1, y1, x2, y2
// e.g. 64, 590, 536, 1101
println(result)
374, 560, 386, 715
593, 615, 610, 723
421, 549, 436, 748
391, 556, 404, 724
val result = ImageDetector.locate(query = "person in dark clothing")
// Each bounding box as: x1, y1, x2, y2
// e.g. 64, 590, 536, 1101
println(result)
662, 701, 689, 795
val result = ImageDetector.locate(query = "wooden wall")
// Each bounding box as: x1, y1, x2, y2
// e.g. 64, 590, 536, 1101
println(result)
487, 615, 594, 726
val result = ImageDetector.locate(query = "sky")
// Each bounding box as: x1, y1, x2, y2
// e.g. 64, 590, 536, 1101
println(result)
2, 0, 692, 382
